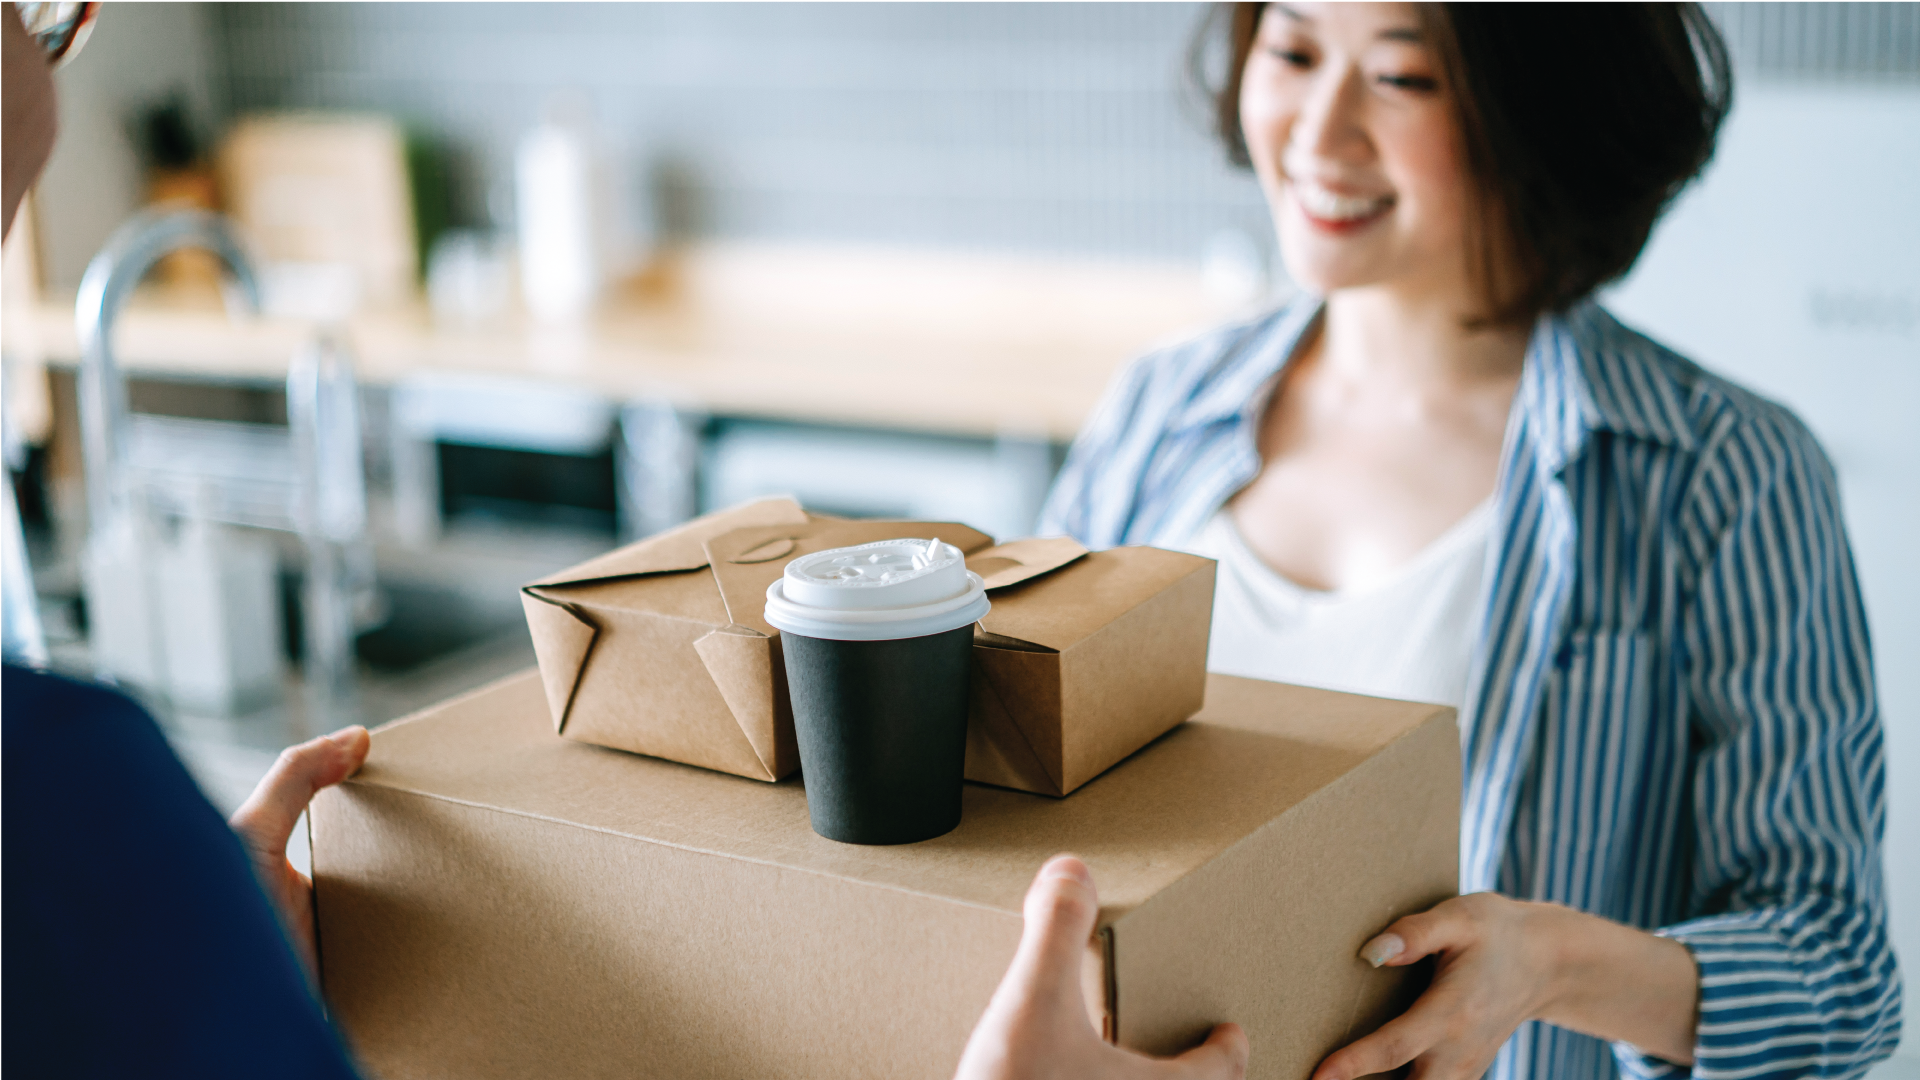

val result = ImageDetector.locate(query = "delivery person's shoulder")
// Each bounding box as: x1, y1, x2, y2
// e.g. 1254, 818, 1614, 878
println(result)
3, 662, 168, 756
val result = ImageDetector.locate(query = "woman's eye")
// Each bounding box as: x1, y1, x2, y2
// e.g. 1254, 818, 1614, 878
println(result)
1267, 48, 1314, 69
1376, 73, 1439, 93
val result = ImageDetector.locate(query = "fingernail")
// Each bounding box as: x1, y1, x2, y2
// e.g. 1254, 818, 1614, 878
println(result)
1360, 933, 1404, 968
327, 726, 366, 747
1045, 854, 1092, 887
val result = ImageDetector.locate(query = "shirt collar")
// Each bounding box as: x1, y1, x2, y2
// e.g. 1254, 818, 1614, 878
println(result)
1165, 296, 1321, 436
1522, 302, 1697, 475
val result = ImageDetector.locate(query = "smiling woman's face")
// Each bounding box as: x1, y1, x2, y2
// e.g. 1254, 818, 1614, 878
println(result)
1240, 2, 1476, 305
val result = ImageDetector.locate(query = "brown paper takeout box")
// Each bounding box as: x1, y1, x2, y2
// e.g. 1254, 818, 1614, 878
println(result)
964, 535, 1213, 796
313, 669, 1459, 1080
521, 498, 1215, 794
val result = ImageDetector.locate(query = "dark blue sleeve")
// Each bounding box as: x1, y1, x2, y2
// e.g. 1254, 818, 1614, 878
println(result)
3, 664, 362, 1080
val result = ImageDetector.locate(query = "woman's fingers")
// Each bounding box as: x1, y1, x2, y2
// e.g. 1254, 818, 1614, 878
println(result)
230, 726, 371, 857
1321, 895, 1521, 1080
1361, 894, 1486, 968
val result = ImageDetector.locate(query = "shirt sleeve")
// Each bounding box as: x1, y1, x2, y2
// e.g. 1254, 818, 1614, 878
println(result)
1612, 416, 1903, 1079
2, 665, 364, 1080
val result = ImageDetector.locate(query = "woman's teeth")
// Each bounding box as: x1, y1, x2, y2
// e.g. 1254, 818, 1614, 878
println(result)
1293, 182, 1392, 223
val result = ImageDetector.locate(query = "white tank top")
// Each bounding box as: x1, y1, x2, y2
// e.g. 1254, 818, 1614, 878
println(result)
1180, 501, 1492, 709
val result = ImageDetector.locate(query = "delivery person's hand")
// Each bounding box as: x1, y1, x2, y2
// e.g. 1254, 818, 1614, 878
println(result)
229, 726, 373, 979
956, 855, 1248, 1080
1311, 892, 1699, 1079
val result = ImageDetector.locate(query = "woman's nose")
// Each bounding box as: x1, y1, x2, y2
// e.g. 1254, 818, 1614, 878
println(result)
1288, 63, 1370, 168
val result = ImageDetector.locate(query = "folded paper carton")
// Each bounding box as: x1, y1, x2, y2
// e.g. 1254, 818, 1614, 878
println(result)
521, 498, 1214, 793
312, 669, 1459, 1080
964, 536, 1213, 795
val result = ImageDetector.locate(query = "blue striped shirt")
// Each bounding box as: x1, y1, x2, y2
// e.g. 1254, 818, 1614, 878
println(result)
1039, 297, 1902, 1080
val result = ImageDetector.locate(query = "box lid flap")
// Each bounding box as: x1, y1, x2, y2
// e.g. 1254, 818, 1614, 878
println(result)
526, 497, 809, 590
351, 669, 1454, 921
519, 591, 599, 732
704, 519, 995, 636
693, 626, 795, 780
977, 546, 1214, 651
966, 536, 1088, 591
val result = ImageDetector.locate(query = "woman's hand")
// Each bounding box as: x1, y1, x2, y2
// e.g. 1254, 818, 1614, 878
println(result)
1312, 893, 1699, 1080
956, 855, 1248, 1080
229, 726, 372, 980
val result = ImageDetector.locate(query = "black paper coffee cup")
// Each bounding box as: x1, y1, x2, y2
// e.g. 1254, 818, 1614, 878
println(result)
763, 538, 990, 845
779, 625, 974, 844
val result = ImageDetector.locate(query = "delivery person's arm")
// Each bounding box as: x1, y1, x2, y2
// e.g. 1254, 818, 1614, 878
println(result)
1, 666, 364, 1080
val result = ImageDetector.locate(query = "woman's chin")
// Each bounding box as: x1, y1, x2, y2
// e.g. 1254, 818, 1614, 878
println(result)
1275, 232, 1396, 296
1274, 258, 1389, 298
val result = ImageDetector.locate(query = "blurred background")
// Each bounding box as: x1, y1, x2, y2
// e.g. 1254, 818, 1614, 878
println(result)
1, 5, 1915, 1068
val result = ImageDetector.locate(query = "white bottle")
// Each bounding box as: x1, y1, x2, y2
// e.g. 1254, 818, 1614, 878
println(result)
516, 106, 600, 323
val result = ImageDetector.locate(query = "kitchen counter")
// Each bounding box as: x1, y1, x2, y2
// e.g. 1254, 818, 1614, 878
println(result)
5, 243, 1256, 440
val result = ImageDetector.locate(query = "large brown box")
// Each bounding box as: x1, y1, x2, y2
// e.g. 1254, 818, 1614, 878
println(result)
312, 670, 1459, 1080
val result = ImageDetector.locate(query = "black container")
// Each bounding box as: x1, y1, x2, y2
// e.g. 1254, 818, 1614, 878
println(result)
780, 624, 975, 845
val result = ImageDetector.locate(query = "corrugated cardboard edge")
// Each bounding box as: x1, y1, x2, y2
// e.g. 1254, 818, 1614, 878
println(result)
518, 591, 599, 734
1095, 927, 1118, 1043
692, 627, 795, 782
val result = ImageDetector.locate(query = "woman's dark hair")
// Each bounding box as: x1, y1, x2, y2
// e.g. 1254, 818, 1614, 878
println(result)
1197, 3, 1734, 326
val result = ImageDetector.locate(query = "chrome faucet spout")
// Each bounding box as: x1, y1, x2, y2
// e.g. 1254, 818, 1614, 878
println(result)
74, 208, 261, 536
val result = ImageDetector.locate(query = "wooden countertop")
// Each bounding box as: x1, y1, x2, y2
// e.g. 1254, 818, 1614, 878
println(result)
4, 243, 1252, 440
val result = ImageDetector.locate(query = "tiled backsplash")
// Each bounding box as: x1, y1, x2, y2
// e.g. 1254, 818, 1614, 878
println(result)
212, 2, 1274, 263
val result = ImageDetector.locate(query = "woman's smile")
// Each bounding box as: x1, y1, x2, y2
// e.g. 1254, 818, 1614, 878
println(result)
1288, 178, 1396, 233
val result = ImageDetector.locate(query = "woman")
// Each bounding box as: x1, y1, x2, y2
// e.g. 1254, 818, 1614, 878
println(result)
1042, 5, 1901, 1079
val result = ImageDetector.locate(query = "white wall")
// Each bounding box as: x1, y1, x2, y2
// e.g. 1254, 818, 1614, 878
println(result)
1605, 84, 1920, 1073
33, 3, 221, 289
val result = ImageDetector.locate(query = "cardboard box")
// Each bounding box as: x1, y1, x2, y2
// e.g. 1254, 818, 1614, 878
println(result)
965, 537, 1214, 796
312, 670, 1459, 1080
522, 499, 1215, 794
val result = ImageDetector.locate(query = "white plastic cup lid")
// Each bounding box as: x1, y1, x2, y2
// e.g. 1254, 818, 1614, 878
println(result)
763, 538, 989, 642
